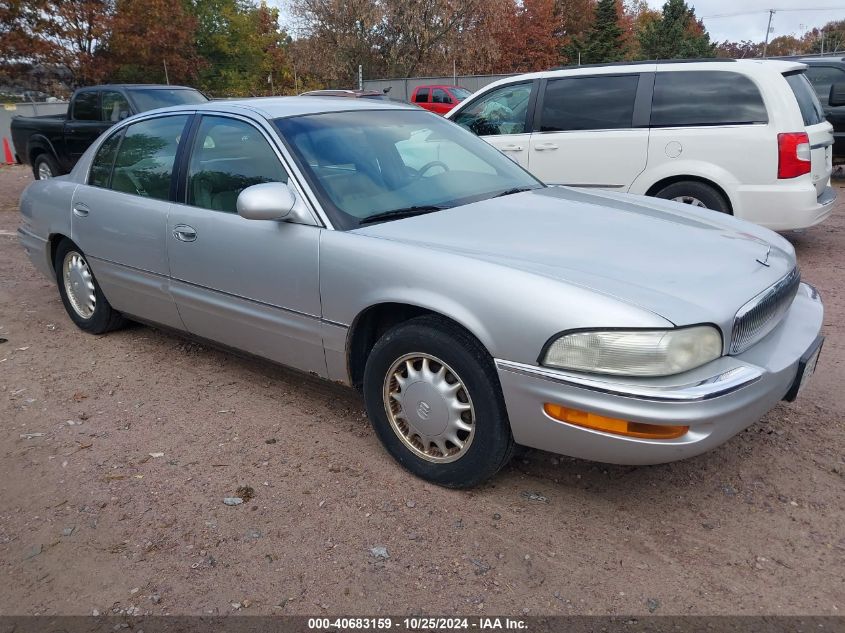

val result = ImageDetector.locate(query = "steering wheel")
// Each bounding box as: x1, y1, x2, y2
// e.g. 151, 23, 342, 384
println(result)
414, 161, 450, 179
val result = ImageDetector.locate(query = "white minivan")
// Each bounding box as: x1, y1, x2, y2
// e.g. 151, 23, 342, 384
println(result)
445, 59, 836, 231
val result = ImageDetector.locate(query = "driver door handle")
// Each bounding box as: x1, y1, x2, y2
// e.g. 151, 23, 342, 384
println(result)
172, 224, 197, 242
534, 142, 559, 151
499, 144, 523, 152
72, 203, 89, 217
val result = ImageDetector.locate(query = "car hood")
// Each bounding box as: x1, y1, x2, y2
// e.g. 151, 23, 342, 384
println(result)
352, 187, 796, 327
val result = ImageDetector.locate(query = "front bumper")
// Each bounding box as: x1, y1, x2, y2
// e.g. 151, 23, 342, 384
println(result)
496, 283, 823, 465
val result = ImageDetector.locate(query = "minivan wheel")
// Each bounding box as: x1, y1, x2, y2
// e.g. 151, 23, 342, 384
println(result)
54, 240, 126, 334
654, 181, 730, 214
33, 154, 60, 180
363, 316, 515, 488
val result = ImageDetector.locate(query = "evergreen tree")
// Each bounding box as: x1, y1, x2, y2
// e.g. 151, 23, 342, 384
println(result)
565, 0, 625, 65
637, 0, 714, 60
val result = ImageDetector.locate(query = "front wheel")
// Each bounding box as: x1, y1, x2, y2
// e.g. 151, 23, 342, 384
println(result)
54, 240, 126, 334
653, 181, 730, 213
363, 316, 514, 488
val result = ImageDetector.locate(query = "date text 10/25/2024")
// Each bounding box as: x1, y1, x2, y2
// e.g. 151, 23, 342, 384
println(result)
307, 617, 528, 630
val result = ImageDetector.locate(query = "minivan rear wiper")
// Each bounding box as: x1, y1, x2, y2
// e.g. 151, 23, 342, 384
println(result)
359, 205, 448, 225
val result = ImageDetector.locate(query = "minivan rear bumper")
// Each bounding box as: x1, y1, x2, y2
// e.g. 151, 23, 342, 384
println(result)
734, 183, 836, 231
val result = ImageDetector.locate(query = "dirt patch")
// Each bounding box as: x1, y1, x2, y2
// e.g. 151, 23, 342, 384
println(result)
0, 164, 843, 616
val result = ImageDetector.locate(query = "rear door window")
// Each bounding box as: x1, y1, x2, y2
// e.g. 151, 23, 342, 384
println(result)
651, 71, 768, 126
784, 72, 826, 126
414, 88, 430, 103
110, 115, 190, 201
72, 92, 100, 121
88, 129, 124, 188
539, 75, 639, 131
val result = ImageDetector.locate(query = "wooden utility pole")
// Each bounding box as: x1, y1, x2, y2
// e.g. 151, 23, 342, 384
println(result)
762, 10, 775, 58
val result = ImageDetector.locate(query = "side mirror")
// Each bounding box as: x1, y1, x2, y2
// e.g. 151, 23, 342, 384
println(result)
829, 82, 845, 107
237, 182, 296, 221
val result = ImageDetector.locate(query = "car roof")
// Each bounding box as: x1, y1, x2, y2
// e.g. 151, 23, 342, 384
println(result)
146, 96, 418, 119
472, 58, 808, 93
76, 84, 200, 91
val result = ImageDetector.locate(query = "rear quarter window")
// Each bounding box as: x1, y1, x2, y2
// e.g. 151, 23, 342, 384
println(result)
784, 71, 826, 126
651, 71, 768, 127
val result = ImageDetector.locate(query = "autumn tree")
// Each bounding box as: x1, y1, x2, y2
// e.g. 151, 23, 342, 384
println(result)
565, 0, 625, 64
496, 0, 559, 73
0, 0, 114, 87
103, 0, 202, 84
191, 0, 292, 96
637, 0, 714, 60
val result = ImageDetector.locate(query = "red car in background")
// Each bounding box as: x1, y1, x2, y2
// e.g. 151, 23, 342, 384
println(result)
410, 85, 472, 115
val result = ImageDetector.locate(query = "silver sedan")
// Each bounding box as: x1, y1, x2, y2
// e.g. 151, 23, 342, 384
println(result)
18, 97, 824, 487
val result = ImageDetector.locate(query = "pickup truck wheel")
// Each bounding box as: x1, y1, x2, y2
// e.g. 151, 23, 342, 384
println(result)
33, 154, 60, 180
363, 316, 514, 488
654, 181, 730, 213
54, 240, 126, 334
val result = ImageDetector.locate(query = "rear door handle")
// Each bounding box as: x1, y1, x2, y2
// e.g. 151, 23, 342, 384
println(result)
72, 203, 89, 217
499, 144, 524, 152
172, 224, 197, 242
534, 143, 559, 151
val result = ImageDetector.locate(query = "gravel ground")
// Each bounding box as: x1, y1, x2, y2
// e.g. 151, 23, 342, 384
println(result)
0, 164, 843, 617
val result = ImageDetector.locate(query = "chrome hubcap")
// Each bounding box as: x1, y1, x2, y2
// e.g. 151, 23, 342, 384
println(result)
671, 195, 706, 207
383, 353, 475, 463
62, 251, 96, 319
37, 162, 53, 180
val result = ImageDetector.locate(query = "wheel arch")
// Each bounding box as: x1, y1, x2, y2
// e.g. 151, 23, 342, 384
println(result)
346, 302, 492, 391
642, 175, 734, 214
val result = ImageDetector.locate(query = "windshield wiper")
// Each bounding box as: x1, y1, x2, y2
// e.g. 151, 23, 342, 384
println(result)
359, 205, 448, 226
493, 186, 536, 198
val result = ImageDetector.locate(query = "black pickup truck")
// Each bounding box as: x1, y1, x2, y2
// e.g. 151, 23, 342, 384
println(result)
11, 84, 208, 179
795, 56, 845, 163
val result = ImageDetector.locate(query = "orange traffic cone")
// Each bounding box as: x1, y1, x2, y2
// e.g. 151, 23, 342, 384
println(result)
2, 138, 13, 164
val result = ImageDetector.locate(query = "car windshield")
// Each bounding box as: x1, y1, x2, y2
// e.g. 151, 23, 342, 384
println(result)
451, 87, 471, 101
127, 88, 208, 112
274, 109, 542, 229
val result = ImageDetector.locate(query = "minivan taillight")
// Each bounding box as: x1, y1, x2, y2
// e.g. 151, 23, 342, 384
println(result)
777, 132, 811, 179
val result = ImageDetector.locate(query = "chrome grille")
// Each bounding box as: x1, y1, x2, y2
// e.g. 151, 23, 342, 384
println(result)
730, 267, 801, 354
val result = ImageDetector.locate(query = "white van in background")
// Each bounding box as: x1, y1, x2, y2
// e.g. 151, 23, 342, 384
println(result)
446, 59, 836, 231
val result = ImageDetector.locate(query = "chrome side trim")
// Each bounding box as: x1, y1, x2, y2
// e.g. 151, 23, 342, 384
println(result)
494, 359, 762, 402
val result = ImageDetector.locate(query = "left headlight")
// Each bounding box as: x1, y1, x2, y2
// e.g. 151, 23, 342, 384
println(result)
541, 326, 723, 377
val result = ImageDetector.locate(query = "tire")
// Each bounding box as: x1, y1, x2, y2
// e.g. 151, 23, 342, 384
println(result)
653, 181, 730, 213
33, 154, 60, 180
363, 315, 515, 488
54, 239, 126, 334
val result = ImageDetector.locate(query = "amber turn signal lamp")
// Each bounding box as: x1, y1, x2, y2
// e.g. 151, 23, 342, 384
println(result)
543, 403, 688, 440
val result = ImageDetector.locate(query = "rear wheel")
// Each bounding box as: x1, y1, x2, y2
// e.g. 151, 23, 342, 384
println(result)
654, 181, 730, 213
33, 154, 60, 180
363, 316, 514, 488
54, 240, 126, 334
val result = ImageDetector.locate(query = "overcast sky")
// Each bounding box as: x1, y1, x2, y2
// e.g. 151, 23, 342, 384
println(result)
647, 1, 845, 43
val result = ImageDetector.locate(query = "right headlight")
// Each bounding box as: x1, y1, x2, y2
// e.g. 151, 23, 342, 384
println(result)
541, 326, 723, 377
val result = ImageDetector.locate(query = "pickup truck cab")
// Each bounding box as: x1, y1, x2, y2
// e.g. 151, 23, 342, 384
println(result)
11, 84, 207, 179
410, 85, 471, 115
798, 56, 845, 163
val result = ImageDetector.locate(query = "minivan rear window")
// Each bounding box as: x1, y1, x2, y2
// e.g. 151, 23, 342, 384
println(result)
651, 71, 768, 127
784, 71, 826, 126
